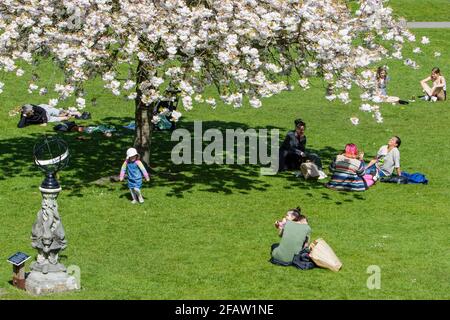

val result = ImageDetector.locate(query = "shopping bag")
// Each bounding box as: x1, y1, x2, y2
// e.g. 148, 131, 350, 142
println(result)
309, 238, 342, 272
300, 161, 320, 180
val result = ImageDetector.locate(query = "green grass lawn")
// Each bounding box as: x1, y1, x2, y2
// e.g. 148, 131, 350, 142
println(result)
388, 0, 450, 21
0, 28, 449, 300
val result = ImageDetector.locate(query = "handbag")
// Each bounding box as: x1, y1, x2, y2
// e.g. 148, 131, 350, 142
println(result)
300, 161, 320, 180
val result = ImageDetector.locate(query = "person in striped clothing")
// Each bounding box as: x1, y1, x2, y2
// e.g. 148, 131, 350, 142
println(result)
326, 143, 368, 192
119, 148, 150, 204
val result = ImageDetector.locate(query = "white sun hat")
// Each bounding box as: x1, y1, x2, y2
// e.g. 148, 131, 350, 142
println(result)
126, 147, 138, 159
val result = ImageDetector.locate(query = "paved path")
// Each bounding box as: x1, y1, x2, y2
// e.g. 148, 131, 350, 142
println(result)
407, 22, 450, 28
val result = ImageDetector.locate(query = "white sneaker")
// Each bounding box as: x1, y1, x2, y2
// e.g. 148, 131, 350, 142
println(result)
431, 96, 437, 102
134, 188, 144, 203
318, 170, 328, 180
130, 188, 138, 203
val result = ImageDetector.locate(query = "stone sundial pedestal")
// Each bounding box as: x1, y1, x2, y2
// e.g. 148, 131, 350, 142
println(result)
26, 137, 80, 295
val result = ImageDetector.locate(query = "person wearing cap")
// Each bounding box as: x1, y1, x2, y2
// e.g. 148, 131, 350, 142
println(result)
278, 119, 324, 177
119, 148, 150, 204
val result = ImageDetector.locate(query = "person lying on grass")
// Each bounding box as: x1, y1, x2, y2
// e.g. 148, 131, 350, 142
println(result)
270, 208, 311, 266
365, 136, 402, 181
17, 104, 82, 128
420, 67, 447, 102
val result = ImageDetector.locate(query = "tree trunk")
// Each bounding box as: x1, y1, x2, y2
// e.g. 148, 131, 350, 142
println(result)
134, 61, 153, 167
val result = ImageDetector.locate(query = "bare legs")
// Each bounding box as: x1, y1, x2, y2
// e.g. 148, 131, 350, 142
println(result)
384, 96, 400, 103
421, 81, 445, 100
420, 81, 434, 96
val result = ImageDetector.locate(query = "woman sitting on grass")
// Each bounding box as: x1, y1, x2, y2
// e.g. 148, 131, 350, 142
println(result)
326, 143, 368, 192
270, 207, 311, 266
420, 67, 447, 102
375, 66, 408, 105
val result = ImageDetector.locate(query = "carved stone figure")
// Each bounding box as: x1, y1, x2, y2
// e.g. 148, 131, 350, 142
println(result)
30, 189, 67, 274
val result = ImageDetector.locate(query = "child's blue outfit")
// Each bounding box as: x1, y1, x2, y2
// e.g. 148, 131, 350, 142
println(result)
119, 159, 149, 203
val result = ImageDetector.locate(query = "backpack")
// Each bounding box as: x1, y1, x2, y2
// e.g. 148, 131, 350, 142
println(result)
300, 161, 320, 179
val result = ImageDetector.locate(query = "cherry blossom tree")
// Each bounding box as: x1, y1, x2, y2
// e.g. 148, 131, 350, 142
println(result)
0, 0, 422, 165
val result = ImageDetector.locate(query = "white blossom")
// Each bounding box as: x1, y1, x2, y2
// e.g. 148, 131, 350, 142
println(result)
28, 83, 38, 93
0, 0, 424, 125
194, 94, 204, 103
123, 80, 136, 91
360, 104, 372, 112
182, 95, 193, 111
338, 92, 350, 104
421, 36, 430, 45
350, 117, 359, 125
128, 92, 137, 100
151, 115, 161, 124
249, 97, 262, 108
48, 98, 59, 107
205, 98, 217, 109
404, 58, 419, 69
392, 51, 403, 59
76, 97, 86, 109
298, 79, 310, 90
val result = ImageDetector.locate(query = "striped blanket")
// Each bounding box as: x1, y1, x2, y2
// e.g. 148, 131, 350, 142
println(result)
326, 155, 367, 192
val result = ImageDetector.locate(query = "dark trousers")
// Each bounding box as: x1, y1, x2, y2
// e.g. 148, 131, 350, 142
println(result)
279, 150, 323, 171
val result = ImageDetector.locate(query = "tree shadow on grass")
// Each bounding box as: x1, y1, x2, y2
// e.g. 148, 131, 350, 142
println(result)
0, 117, 134, 196
148, 120, 283, 198
0, 118, 367, 203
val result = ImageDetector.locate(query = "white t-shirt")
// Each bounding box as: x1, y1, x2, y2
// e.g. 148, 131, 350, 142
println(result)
376, 145, 400, 176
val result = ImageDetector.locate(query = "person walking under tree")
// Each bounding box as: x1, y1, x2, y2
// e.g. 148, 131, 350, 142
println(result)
119, 148, 150, 204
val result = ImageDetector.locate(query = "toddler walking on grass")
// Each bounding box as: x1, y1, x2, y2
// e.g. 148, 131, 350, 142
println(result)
119, 148, 150, 204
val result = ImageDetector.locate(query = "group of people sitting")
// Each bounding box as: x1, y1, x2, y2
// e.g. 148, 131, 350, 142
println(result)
272, 67, 445, 268
272, 134, 403, 267
326, 137, 401, 192
376, 66, 446, 103
278, 118, 401, 192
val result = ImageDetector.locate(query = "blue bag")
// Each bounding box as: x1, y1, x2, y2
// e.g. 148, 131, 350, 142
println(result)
401, 172, 428, 184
